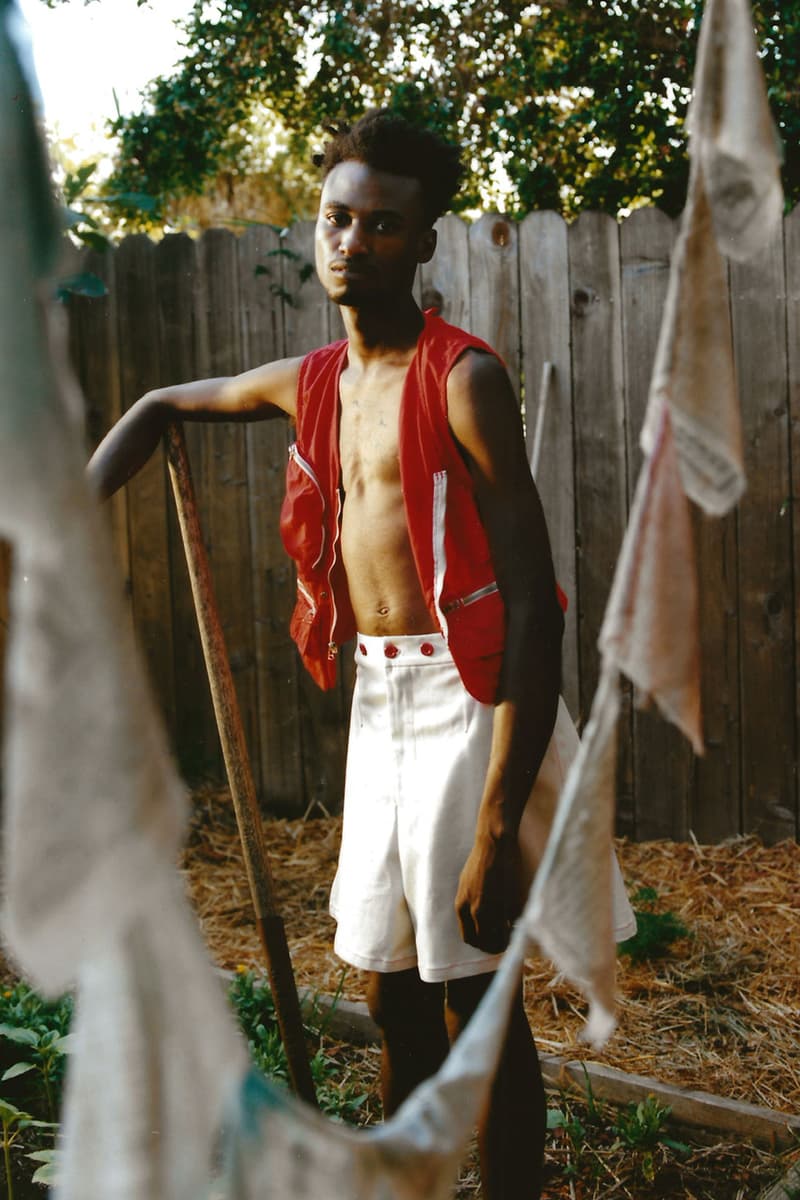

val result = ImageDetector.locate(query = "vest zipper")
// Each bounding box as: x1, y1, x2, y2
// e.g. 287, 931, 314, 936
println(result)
442, 581, 500, 614
288, 443, 326, 569
431, 470, 449, 638
327, 487, 342, 660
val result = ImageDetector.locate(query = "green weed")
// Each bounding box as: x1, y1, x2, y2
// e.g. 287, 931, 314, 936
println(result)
0, 983, 72, 1197
227, 968, 369, 1123
619, 886, 690, 963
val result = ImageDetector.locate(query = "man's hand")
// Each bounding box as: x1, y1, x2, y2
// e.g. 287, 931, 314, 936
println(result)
455, 829, 525, 954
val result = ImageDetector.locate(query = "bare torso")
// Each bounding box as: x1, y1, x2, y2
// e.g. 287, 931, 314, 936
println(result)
338, 351, 438, 637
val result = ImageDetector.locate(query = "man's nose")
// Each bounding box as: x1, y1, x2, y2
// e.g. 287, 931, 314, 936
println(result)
339, 221, 367, 255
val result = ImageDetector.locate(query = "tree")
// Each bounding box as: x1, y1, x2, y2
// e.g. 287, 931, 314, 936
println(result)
42, 0, 800, 222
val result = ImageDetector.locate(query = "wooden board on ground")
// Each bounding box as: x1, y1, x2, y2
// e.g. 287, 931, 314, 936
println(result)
293, 990, 800, 1150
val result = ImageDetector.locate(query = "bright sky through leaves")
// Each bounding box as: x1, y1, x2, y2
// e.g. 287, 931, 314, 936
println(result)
16, 0, 191, 157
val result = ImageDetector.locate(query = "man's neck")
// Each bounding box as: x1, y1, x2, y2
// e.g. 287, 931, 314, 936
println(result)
340, 296, 425, 370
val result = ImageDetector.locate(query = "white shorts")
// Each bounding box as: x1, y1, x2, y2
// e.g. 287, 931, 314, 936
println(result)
329, 632, 634, 983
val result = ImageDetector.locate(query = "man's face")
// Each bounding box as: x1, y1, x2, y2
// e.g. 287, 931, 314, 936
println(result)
315, 160, 436, 308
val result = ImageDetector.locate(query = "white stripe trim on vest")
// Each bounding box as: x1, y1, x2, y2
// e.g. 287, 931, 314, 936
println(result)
431, 470, 449, 639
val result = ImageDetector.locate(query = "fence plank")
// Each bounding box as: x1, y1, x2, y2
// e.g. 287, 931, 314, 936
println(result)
568, 212, 634, 833
729, 226, 795, 842
193, 229, 261, 791
620, 208, 694, 839
785, 205, 800, 833
69, 245, 131, 603
692, 506, 741, 842
282, 221, 350, 815
468, 213, 521, 393
114, 235, 176, 737
420, 214, 471, 328
154, 233, 222, 784
238, 226, 304, 814
519, 211, 578, 717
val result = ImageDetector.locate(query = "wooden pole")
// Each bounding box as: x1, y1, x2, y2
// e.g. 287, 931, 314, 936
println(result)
164, 421, 317, 1106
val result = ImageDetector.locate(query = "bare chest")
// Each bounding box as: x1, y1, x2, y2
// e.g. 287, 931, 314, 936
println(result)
338, 366, 407, 496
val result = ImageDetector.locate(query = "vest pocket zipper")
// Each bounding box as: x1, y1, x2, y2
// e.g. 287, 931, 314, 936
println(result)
442, 581, 500, 614
288, 443, 326, 569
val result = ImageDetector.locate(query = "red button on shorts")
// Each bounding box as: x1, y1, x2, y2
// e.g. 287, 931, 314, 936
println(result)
384, 644, 399, 658
420, 642, 435, 656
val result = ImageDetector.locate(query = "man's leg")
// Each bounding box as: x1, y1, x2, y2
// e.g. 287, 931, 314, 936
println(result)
446, 974, 546, 1200
365, 968, 450, 1115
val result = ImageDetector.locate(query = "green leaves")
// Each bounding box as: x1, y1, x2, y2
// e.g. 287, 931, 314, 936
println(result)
0, 1026, 38, 1049
619, 886, 690, 963
49, 0, 800, 221
0, 1065, 36, 1084
228, 969, 369, 1122
28, 1147, 61, 1185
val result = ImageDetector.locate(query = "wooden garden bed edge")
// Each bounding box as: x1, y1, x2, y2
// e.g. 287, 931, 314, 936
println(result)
304, 990, 800, 1151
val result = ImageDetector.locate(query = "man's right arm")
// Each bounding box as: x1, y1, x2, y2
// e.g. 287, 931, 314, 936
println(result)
87, 356, 303, 500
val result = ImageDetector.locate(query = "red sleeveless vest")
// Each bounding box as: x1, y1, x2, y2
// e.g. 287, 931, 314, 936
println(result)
280, 311, 561, 702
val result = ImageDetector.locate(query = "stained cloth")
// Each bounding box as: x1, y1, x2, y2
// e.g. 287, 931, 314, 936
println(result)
528, 0, 783, 1044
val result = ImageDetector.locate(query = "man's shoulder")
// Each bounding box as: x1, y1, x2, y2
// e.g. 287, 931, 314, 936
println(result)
423, 311, 502, 367
447, 347, 509, 406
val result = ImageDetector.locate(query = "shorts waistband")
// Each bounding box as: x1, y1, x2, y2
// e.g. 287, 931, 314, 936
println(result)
355, 632, 451, 666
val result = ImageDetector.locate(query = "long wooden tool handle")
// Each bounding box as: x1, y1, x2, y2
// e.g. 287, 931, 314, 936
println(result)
165, 422, 317, 1106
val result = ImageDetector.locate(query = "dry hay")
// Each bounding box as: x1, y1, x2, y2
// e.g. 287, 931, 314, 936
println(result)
181, 787, 800, 1117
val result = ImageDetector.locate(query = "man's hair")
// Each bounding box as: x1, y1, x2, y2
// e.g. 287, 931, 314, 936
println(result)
314, 109, 463, 226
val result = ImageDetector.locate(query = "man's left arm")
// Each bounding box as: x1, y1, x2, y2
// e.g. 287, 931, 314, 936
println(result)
447, 350, 564, 955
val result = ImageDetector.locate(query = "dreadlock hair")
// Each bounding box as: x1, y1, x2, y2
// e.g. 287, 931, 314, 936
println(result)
313, 109, 463, 227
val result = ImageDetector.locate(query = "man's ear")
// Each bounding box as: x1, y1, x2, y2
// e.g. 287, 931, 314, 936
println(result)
418, 227, 437, 264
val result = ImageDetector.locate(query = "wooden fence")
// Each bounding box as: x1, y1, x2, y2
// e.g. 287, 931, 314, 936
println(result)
2, 207, 797, 841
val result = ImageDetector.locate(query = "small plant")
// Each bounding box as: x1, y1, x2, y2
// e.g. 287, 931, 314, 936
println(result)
227, 968, 368, 1123
619, 886, 690, 963
0, 1025, 75, 1121
613, 1094, 672, 1149
611, 1095, 691, 1184
0, 1098, 55, 1200
0, 982, 72, 1197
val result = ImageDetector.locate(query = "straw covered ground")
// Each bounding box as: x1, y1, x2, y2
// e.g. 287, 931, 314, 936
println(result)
182, 786, 800, 1117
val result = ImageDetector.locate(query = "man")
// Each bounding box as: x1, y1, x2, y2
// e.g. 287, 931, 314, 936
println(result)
88, 109, 566, 1199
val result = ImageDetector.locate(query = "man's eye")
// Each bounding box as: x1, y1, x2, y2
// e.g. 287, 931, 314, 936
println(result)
327, 212, 349, 226
374, 220, 399, 234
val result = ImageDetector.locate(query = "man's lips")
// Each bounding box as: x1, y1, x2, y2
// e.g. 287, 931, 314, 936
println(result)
330, 260, 371, 278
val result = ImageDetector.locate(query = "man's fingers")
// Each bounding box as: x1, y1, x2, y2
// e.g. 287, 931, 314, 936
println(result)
458, 901, 510, 954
